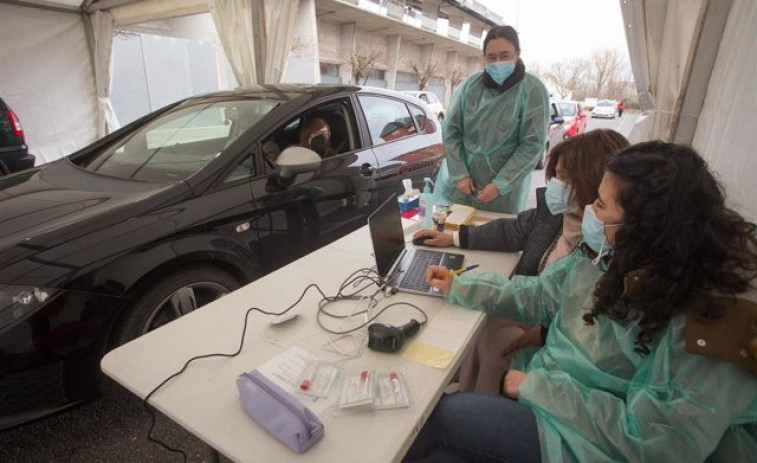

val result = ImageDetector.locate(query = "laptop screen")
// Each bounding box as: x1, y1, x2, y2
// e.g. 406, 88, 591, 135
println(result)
368, 194, 406, 278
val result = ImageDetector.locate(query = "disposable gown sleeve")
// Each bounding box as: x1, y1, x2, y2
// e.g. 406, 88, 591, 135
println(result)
490, 78, 549, 197
519, 341, 757, 462
442, 77, 471, 183
445, 252, 574, 326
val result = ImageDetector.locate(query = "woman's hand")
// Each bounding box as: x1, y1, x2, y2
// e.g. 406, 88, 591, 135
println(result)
500, 326, 544, 357
426, 265, 453, 293
456, 177, 476, 196
503, 370, 527, 399
412, 229, 454, 247
476, 183, 500, 203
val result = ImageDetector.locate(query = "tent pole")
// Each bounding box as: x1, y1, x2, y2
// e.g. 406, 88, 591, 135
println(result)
667, 0, 733, 144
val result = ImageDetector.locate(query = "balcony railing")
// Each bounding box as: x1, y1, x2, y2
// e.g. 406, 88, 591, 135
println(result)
447, 25, 461, 40
421, 15, 437, 31
347, 0, 487, 48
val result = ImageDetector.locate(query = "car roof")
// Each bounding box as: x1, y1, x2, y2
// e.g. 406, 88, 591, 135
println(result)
179, 84, 420, 105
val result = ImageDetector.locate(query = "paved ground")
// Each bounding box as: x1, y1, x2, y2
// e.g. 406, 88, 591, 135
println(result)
0, 113, 637, 463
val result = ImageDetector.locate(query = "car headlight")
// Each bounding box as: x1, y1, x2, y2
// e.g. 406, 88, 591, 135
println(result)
0, 285, 61, 331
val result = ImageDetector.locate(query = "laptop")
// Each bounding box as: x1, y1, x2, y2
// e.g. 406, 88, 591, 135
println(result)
368, 194, 464, 296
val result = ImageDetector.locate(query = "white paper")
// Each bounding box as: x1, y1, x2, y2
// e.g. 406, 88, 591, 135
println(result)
255, 346, 334, 415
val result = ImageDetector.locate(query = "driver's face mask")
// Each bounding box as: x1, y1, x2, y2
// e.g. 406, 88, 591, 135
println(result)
308, 127, 330, 156
309, 135, 328, 156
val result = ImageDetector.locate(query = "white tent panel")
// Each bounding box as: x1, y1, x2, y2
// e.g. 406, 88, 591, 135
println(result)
0, 4, 97, 164
622, 0, 705, 143
693, 0, 757, 223
111, 0, 211, 26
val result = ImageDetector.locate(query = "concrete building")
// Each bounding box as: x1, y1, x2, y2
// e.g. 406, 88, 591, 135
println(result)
284, 0, 503, 107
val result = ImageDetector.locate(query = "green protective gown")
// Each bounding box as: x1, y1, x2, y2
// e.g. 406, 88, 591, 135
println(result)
446, 249, 757, 463
433, 71, 549, 213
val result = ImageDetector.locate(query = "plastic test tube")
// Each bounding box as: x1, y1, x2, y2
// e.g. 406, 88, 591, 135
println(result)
299, 362, 317, 391
360, 370, 370, 395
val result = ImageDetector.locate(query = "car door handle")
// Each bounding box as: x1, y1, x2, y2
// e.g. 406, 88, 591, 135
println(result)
360, 163, 377, 177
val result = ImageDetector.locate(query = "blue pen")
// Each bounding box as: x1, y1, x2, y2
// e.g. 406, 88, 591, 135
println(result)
450, 264, 479, 276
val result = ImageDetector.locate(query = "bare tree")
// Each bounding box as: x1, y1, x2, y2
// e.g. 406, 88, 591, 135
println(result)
346, 48, 384, 85
543, 58, 589, 100
448, 67, 465, 88
410, 61, 436, 91
588, 48, 625, 97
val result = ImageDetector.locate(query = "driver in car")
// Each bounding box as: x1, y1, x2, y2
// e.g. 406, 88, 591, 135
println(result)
300, 118, 334, 158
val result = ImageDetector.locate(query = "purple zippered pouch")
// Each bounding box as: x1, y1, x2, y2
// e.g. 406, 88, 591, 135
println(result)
237, 370, 325, 453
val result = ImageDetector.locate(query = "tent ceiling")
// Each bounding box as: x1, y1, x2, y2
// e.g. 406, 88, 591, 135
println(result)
0, 0, 145, 12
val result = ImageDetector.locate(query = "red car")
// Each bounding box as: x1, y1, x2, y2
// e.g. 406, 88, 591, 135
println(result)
558, 101, 587, 138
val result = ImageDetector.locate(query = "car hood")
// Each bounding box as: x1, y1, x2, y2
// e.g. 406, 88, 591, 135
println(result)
0, 159, 186, 285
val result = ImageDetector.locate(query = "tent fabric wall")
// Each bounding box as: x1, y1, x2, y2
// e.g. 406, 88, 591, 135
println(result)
109, 0, 210, 26
210, 0, 299, 86
210, 0, 259, 87
692, 0, 757, 223
620, 0, 705, 144
89, 11, 121, 137
0, 3, 97, 164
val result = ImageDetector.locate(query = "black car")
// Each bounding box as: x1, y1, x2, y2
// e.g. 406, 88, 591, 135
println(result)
0, 84, 443, 429
0, 98, 35, 174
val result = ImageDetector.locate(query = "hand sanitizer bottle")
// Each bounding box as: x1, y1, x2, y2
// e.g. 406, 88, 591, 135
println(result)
419, 177, 434, 229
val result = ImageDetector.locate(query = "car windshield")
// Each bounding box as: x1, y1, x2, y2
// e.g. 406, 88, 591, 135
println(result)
597, 101, 613, 107
80, 99, 278, 182
559, 103, 576, 116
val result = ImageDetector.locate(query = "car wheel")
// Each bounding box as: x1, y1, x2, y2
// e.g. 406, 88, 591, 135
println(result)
112, 266, 241, 347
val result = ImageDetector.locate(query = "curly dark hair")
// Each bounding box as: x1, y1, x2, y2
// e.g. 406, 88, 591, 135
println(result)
583, 141, 757, 353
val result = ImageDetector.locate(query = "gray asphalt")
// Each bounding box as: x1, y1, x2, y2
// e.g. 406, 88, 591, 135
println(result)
0, 113, 635, 463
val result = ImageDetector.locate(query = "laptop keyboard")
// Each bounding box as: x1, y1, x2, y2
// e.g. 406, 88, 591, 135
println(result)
398, 250, 443, 292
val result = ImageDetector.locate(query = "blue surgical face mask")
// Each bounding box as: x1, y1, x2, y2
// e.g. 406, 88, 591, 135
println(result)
485, 60, 516, 85
581, 204, 621, 262
544, 178, 574, 215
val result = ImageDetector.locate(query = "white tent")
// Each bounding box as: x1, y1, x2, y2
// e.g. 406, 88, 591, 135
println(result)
1, 0, 756, 221
0, 0, 299, 163
621, 0, 757, 222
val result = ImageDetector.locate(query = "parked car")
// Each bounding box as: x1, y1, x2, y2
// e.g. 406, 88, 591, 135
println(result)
537, 100, 565, 169
591, 99, 617, 119
402, 90, 445, 121
0, 85, 444, 429
558, 100, 587, 138
0, 97, 35, 175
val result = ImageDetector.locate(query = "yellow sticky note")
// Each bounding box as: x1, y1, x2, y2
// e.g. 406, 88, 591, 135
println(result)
402, 341, 454, 369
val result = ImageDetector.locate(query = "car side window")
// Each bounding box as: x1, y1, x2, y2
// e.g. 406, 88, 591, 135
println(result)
408, 104, 428, 135
224, 153, 257, 183
258, 98, 358, 175
358, 95, 417, 145
427, 93, 438, 104
420, 94, 429, 103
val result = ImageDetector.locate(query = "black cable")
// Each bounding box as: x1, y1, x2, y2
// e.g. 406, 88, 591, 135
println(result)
138, 268, 426, 461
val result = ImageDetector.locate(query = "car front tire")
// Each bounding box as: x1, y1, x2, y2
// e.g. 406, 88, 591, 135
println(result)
112, 266, 241, 347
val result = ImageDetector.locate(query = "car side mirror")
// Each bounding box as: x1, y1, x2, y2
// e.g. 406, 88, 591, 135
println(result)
276, 146, 322, 178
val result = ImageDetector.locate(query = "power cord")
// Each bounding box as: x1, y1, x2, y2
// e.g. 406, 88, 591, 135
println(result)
138, 267, 426, 461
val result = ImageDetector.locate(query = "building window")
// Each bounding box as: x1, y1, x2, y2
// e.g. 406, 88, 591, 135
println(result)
320, 63, 340, 77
